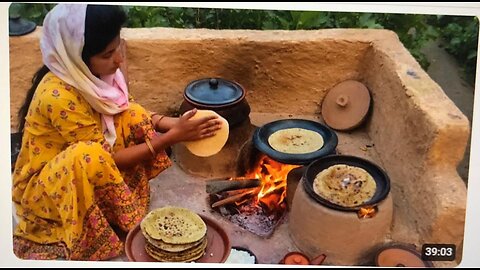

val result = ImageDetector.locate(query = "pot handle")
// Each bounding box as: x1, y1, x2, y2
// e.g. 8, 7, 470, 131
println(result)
209, 78, 219, 89
310, 254, 326, 265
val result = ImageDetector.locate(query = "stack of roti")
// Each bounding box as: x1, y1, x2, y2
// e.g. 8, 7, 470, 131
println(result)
268, 128, 324, 154
140, 206, 208, 262
313, 164, 376, 207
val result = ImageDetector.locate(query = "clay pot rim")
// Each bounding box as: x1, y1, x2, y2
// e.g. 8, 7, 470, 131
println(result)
302, 154, 391, 212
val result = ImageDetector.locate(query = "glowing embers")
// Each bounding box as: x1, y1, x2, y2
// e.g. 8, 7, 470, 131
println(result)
209, 155, 299, 237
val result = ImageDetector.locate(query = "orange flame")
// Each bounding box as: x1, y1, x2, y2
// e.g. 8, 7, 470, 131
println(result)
245, 154, 299, 211
357, 206, 377, 219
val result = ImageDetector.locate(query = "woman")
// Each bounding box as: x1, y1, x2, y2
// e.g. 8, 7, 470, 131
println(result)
12, 4, 221, 261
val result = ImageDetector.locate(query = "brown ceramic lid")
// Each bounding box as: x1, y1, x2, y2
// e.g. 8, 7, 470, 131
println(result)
376, 246, 432, 267
321, 80, 371, 131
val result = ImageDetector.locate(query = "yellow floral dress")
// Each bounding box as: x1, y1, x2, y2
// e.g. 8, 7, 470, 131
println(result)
12, 72, 172, 260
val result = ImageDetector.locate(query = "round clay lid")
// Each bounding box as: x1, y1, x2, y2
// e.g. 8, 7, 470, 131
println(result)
321, 80, 371, 131
281, 252, 310, 265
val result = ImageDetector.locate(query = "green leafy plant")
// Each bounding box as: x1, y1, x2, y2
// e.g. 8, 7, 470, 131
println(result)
9, 3, 55, 25
435, 16, 478, 85
10, 3, 477, 77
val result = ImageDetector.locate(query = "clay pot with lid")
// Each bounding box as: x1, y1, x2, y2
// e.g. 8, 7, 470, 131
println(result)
279, 252, 327, 265
179, 78, 251, 128
174, 78, 254, 178
288, 155, 393, 265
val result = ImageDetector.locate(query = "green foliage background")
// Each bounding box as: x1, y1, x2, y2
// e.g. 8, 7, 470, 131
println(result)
9, 3, 478, 85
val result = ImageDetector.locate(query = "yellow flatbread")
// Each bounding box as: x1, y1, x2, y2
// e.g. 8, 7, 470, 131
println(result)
313, 164, 376, 207
182, 110, 229, 157
141, 206, 207, 244
145, 237, 208, 262
143, 229, 206, 252
268, 128, 324, 154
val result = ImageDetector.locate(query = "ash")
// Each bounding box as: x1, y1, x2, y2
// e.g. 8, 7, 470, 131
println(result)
210, 195, 287, 238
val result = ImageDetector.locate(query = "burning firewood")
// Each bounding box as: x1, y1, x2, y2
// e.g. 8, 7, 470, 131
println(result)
211, 187, 261, 208
222, 187, 261, 197
206, 178, 261, 194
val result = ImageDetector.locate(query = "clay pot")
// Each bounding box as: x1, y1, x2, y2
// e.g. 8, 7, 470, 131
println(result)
279, 252, 310, 265
279, 252, 327, 265
175, 78, 254, 178
288, 180, 393, 265
179, 78, 250, 128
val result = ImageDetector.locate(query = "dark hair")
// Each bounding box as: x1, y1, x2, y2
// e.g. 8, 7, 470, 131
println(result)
18, 65, 50, 132
18, 5, 127, 132
82, 5, 127, 65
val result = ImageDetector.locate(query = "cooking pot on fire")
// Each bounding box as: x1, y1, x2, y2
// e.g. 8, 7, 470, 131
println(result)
179, 78, 250, 128
252, 119, 338, 165
302, 154, 390, 211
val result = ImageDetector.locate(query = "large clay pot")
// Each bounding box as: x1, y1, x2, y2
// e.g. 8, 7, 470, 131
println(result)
289, 155, 393, 266
174, 77, 254, 178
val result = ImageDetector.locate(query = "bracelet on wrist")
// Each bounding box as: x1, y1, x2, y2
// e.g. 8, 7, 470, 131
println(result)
151, 113, 166, 129
145, 138, 157, 158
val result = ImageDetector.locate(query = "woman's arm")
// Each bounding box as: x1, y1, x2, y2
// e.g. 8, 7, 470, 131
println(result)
113, 108, 222, 169
151, 114, 179, 133
111, 132, 175, 169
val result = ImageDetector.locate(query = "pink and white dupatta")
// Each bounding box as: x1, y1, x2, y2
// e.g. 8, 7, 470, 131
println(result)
40, 3, 129, 146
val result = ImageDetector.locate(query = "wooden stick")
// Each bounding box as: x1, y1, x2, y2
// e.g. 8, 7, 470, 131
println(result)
211, 187, 261, 208
221, 187, 260, 197
206, 178, 261, 194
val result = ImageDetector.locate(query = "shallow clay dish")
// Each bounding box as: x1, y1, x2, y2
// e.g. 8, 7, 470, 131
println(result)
252, 119, 338, 165
125, 214, 231, 263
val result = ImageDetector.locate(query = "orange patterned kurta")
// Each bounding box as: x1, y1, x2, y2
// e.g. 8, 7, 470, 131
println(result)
12, 72, 172, 260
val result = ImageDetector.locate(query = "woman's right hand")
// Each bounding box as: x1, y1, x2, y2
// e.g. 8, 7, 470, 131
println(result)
166, 108, 223, 144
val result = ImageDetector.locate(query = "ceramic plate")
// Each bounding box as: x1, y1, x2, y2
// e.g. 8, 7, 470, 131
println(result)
125, 214, 231, 263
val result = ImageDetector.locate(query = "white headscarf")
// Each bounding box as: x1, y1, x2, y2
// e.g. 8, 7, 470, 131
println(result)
40, 3, 129, 146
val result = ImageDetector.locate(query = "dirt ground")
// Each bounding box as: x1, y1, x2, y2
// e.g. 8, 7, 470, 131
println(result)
420, 39, 475, 184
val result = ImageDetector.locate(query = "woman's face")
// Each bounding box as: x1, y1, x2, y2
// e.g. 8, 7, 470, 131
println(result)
88, 35, 123, 77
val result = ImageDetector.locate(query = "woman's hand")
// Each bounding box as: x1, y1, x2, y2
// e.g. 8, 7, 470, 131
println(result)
166, 108, 223, 144
114, 109, 222, 169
